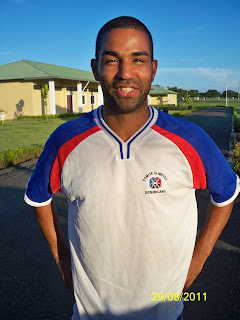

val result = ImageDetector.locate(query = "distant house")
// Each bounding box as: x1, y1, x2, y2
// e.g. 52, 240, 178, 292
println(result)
0, 60, 102, 119
149, 85, 178, 106
0, 60, 178, 120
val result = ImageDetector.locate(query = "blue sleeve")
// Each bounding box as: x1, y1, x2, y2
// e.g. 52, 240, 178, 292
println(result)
156, 110, 240, 206
24, 133, 58, 207
194, 127, 240, 206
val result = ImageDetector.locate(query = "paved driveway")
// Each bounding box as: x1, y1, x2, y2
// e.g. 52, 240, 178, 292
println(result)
0, 162, 74, 320
182, 107, 240, 320
182, 106, 233, 156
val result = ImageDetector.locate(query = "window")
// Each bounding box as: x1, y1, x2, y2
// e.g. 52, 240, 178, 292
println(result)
91, 94, 96, 105
82, 95, 86, 105
33, 85, 42, 90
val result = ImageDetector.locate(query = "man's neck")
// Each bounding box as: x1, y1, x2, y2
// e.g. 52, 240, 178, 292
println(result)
102, 105, 150, 142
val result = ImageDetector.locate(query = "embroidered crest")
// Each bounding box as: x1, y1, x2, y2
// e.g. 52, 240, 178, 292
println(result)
149, 177, 161, 189
143, 171, 168, 195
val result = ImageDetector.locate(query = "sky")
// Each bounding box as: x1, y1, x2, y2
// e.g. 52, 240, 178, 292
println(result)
1, 0, 240, 93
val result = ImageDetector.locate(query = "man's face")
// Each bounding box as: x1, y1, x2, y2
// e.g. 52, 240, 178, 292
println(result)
91, 28, 157, 114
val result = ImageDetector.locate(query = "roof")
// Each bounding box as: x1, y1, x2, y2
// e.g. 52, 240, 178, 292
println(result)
150, 85, 177, 95
0, 60, 97, 82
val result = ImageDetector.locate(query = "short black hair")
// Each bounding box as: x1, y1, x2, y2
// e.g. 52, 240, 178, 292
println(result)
95, 16, 154, 61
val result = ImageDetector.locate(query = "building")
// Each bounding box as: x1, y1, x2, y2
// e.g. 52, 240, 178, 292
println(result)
149, 85, 178, 106
0, 60, 102, 119
0, 60, 177, 120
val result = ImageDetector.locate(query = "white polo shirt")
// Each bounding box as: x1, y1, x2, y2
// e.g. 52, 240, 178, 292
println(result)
25, 106, 240, 320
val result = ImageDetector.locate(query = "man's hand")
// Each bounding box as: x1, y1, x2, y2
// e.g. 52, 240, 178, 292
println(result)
56, 244, 74, 293
183, 200, 234, 292
183, 244, 205, 292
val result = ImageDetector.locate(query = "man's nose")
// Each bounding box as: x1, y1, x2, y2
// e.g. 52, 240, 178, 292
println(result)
116, 61, 133, 79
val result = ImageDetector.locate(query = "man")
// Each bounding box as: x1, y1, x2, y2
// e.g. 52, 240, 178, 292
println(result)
25, 16, 240, 320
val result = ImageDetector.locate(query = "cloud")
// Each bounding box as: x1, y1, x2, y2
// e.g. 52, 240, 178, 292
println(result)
155, 67, 240, 91
0, 51, 14, 55
178, 58, 202, 63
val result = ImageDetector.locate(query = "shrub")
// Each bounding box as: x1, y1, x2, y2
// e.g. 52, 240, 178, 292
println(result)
233, 107, 240, 132
173, 112, 181, 117
233, 141, 240, 176
0, 145, 44, 169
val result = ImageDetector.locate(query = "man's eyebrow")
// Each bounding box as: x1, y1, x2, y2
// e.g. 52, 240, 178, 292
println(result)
101, 50, 150, 58
132, 51, 150, 57
102, 50, 119, 57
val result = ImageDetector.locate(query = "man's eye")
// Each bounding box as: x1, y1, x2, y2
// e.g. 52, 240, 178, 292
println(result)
105, 59, 118, 64
134, 58, 144, 63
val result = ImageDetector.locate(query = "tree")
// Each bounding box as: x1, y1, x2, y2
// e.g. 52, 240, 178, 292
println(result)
156, 96, 162, 104
167, 86, 178, 92
184, 93, 192, 105
205, 89, 220, 98
41, 85, 49, 122
221, 90, 238, 99
188, 90, 199, 98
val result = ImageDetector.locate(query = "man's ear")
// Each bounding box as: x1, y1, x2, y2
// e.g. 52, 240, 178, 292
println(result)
151, 59, 158, 82
91, 59, 100, 81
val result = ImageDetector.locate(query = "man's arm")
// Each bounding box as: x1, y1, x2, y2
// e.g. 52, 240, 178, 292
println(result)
184, 200, 234, 292
34, 201, 73, 293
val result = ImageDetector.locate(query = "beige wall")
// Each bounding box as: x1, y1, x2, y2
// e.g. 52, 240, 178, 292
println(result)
0, 79, 101, 119
0, 81, 35, 119
150, 94, 177, 106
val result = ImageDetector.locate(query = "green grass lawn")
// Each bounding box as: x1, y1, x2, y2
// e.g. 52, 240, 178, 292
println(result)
1, 105, 239, 154
0, 116, 79, 153
0, 106, 240, 169
178, 100, 240, 108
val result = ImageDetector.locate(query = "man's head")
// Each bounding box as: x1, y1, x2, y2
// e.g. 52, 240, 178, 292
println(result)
95, 16, 154, 62
91, 16, 157, 115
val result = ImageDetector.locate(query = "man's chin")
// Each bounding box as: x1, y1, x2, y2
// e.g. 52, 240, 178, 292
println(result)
113, 102, 145, 114
105, 96, 147, 114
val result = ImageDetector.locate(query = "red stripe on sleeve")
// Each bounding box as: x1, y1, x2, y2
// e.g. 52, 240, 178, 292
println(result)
50, 126, 101, 194
151, 124, 207, 189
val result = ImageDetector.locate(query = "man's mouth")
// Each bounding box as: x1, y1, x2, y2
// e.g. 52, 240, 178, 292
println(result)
115, 86, 138, 97
118, 87, 135, 93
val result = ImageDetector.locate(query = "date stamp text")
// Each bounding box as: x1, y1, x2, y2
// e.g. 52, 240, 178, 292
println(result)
152, 292, 207, 302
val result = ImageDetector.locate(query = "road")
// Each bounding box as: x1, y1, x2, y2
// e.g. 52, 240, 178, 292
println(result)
0, 107, 239, 320
0, 161, 75, 320
182, 107, 240, 320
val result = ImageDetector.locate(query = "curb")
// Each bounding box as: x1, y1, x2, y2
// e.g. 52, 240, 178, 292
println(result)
0, 158, 38, 177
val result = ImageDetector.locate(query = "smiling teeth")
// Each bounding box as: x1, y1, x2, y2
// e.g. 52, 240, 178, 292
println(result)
119, 87, 134, 93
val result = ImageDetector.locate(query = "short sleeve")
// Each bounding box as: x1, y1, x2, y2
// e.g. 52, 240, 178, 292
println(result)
24, 112, 100, 207
155, 109, 240, 207
24, 133, 60, 207
198, 129, 240, 207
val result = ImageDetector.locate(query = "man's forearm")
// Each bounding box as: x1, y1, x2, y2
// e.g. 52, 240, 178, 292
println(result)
195, 201, 234, 258
34, 202, 73, 292
34, 202, 67, 263
184, 200, 234, 291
